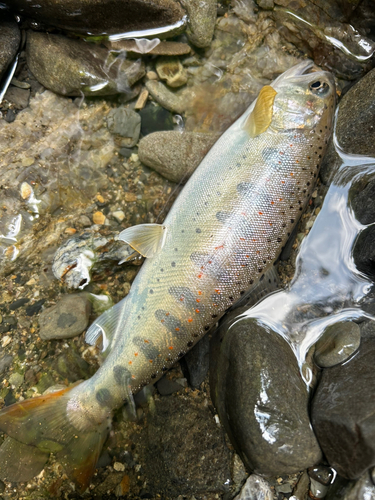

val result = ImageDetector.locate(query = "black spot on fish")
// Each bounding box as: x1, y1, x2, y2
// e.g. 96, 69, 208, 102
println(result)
133, 337, 159, 360
196, 228, 201, 233
216, 211, 231, 224
149, 289, 154, 294
171, 262, 176, 267
113, 365, 131, 386
178, 351, 185, 358
187, 341, 193, 347
96, 388, 112, 407
237, 182, 253, 196
151, 373, 157, 379
262, 147, 281, 169
204, 326, 210, 331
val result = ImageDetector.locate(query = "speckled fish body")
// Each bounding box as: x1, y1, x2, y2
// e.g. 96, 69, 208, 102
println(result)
0, 60, 335, 490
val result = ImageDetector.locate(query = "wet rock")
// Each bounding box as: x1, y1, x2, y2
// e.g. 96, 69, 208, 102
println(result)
26, 31, 145, 97
320, 67, 375, 185
8, 372, 24, 389
156, 57, 187, 88
0, 437, 49, 483
273, 2, 373, 81
107, 107, 141, 148
181, 0, 217, 48
9, 297, 29, 310
211, 319, 322, 476
139, 102, 175, 135
0, 18, 20, 79
314, 321, 361, 368
180, 333, 210, 387
353, 225, 375, 280
156, 375, 184, 395
140, 394, 231, 496
292, 471, 310, 499
145, 80, 186, 114
234, 474, 273, 500
138, 131, 219, 183
351, 177, 375, 225
3, 86, 30, 110
0, 355, 12, 376
3, 0, 185, 37
325, 472, 375, 500
107, 40, 191, 56
38, 294, 91, 340
26, 299, 45, 316
53, 347, 93, 383
312, 336, 375, 479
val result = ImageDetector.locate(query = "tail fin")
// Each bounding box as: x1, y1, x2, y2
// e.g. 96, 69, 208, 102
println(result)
0, 384, 109, 492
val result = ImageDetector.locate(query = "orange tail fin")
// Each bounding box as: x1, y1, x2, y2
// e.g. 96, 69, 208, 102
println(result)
0, 384, 109, 492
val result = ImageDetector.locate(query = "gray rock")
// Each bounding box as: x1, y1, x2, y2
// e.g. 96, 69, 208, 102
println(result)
321, 68, 375, 185
353, 225, 375, 281
0, 437, 49, 483
53, 347, 93, 383
138, 131, 219, 183
0, 355, 13, 376
26, 31, 145, 97
181, 0, 217, 48
156, 376, 184, 395
146, 80, 186, 114
325, 472, 375, 500
312, 336, 375, 479
233, 474, 273, 500
211, 319, 322, 476
38, 294, 91, 340
351, 177, 375, 225
107, 107, 141, 148
0, 18, 20, 79
180, 333, 210, 388
314, 321, 361, 368
2, 0, 185, 37
3, 86, 30, 109
8, 372, 24, 389
139, 395, 231, 496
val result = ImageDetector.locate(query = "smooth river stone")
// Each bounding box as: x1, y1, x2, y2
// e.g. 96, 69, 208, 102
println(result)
138, 131, 219, 183
314, 321, 361, 368
180, 0, 217, 48
26, 31, 145, 96
0, 17, 21, 79
2, 0, 185, 37
312, 336, 375, 479
210, 319, 322, 476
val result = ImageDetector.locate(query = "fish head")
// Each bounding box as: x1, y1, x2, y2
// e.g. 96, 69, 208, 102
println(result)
270, 60, 336, 133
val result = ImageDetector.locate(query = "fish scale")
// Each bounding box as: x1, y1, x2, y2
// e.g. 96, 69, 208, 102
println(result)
0, 60, 336, 492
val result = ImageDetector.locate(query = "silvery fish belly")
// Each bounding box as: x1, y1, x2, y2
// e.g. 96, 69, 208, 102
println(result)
0, 60, 336, 492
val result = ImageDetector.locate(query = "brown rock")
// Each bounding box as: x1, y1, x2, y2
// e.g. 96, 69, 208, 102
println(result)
107, 40, 191, 56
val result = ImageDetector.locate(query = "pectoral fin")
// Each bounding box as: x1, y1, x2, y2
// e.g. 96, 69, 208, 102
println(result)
118, 223, 167, 258
244, 85, 277, 138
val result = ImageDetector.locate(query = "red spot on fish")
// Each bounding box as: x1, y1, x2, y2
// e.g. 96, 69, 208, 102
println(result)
132, 375, 136, 379
188, 318, 193, 323
290, 173, 294, 176
161, 319, 165, 323
258, 211, 263, 215
246, 255, 249, 258
175, 327, 180, 332
144, 340, 149, 344
149, 360, 153, 363
129, 361, 132, 365
215, 289, 220, 294
215, 245, 224, 250
281, 181, 285, 184
166, 312, 170, 316
271, 201, 275, 205
198, 291, 202, 295
198, 274, 202, 278
169, 346, 173, 350
240, 237, 245, 241
196, 299, 200, 303
290, 144, 293, 147
208, 261, 212, 264
195, 309, 200, 313
134, 352, 138, 357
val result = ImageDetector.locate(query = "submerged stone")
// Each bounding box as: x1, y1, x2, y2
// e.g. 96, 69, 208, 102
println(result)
107, 40, 191, 56
0, 18, 20, 80
138, 131, 219, 183
210, 319, 322, 476
0, 437, 49, 483
139, 103, 175, 135
38, 294, 91, 340
314, 321, 361, 368
26, 31, 145, 97
2, 0, 186, 37
181, 0, 217, 48
107, 106, 141, 148
145, 80, 186, 114
156, 56, 187, 88
312, 336, 375, 479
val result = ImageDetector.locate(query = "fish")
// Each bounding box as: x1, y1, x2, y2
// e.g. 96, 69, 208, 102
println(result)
0, 60, 335, 492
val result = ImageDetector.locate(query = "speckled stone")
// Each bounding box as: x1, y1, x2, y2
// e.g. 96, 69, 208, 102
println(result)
180, 0, 217, 48
314, 321, 361, 368
0, 18, 20, 79
138, 131, 219, 183
38, 294, 91, 340
26, 31, 145, 96
145, 80, 186, 114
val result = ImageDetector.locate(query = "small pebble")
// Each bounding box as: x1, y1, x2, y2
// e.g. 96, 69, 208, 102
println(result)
112, 210, 126, 223
93, 211, 106, 224
20, 182, 32, 199
134, 89, 149, 110
146, 71, 158, 80
64, 227, 77, 235
113, 461, 125, 472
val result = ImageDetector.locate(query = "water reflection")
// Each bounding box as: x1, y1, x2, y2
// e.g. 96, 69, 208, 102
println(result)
233, 118, 375, 374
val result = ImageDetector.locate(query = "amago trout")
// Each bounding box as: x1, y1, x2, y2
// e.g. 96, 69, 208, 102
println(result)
0, 60, 335, 491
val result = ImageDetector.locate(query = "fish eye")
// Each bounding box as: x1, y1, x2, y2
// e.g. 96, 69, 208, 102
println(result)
310, 81, 330, 96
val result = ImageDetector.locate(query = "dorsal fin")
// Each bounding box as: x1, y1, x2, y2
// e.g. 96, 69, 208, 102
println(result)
244, 85, 277, 138
118, 223, 167, 258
